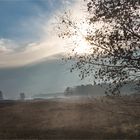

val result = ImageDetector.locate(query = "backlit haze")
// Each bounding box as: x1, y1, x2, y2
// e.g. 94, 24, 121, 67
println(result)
0, 0, 92, 99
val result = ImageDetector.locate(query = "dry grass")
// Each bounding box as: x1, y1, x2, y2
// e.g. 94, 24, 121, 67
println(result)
0, 96, 140, 139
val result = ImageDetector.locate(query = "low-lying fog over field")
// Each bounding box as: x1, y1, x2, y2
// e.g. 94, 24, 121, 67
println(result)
0, 95, 140, 139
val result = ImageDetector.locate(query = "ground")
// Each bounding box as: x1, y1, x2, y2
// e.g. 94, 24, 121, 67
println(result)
0, 96, 140, 139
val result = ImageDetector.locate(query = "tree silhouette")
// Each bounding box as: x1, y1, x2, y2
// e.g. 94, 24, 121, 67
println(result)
57, 0, 140, 95
65, 87, 73, 96
20, 93, 25, 100
0, 91, 3, 100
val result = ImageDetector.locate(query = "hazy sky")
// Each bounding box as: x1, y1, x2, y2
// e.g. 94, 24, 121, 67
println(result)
0, 0, 69, 67
0, 0, 86, 67
0, 0, 91, 99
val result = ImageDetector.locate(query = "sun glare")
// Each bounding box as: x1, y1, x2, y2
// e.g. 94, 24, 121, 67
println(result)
71, 21, 92, 55
73, 36, 91, 54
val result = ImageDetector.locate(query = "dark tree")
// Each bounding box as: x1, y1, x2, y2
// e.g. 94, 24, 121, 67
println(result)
20, 93, 25, 100
0, 91, 3, 100
65, 87, 73, 96
57, 0, 140, 95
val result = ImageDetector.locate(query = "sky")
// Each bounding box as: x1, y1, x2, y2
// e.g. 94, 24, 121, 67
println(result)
0, 0, 71, 67
0, 0, 91, 99
0, 0, 87, 67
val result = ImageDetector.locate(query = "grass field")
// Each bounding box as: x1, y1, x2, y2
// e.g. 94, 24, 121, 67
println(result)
0, 96, 140, 139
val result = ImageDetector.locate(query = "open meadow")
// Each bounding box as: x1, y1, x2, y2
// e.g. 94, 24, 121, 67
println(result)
0, 96, 140, 139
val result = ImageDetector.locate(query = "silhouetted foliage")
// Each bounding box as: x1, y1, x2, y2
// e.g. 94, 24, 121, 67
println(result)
20, 93, 25, 100
65, 87, 73, 96
0, 91, 3, 100
57, 0, 140, 95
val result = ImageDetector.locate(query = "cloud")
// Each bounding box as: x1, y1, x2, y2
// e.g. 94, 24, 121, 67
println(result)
0, 35, 67, 67
0, 0, 86, 68
0, 39, 17, 54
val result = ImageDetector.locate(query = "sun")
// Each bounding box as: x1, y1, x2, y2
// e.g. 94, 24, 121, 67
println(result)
71, 21, 92, 55
73, 36, 91, 54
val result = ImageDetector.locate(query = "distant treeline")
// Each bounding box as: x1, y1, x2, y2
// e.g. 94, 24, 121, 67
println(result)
64, 84, 104, 96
